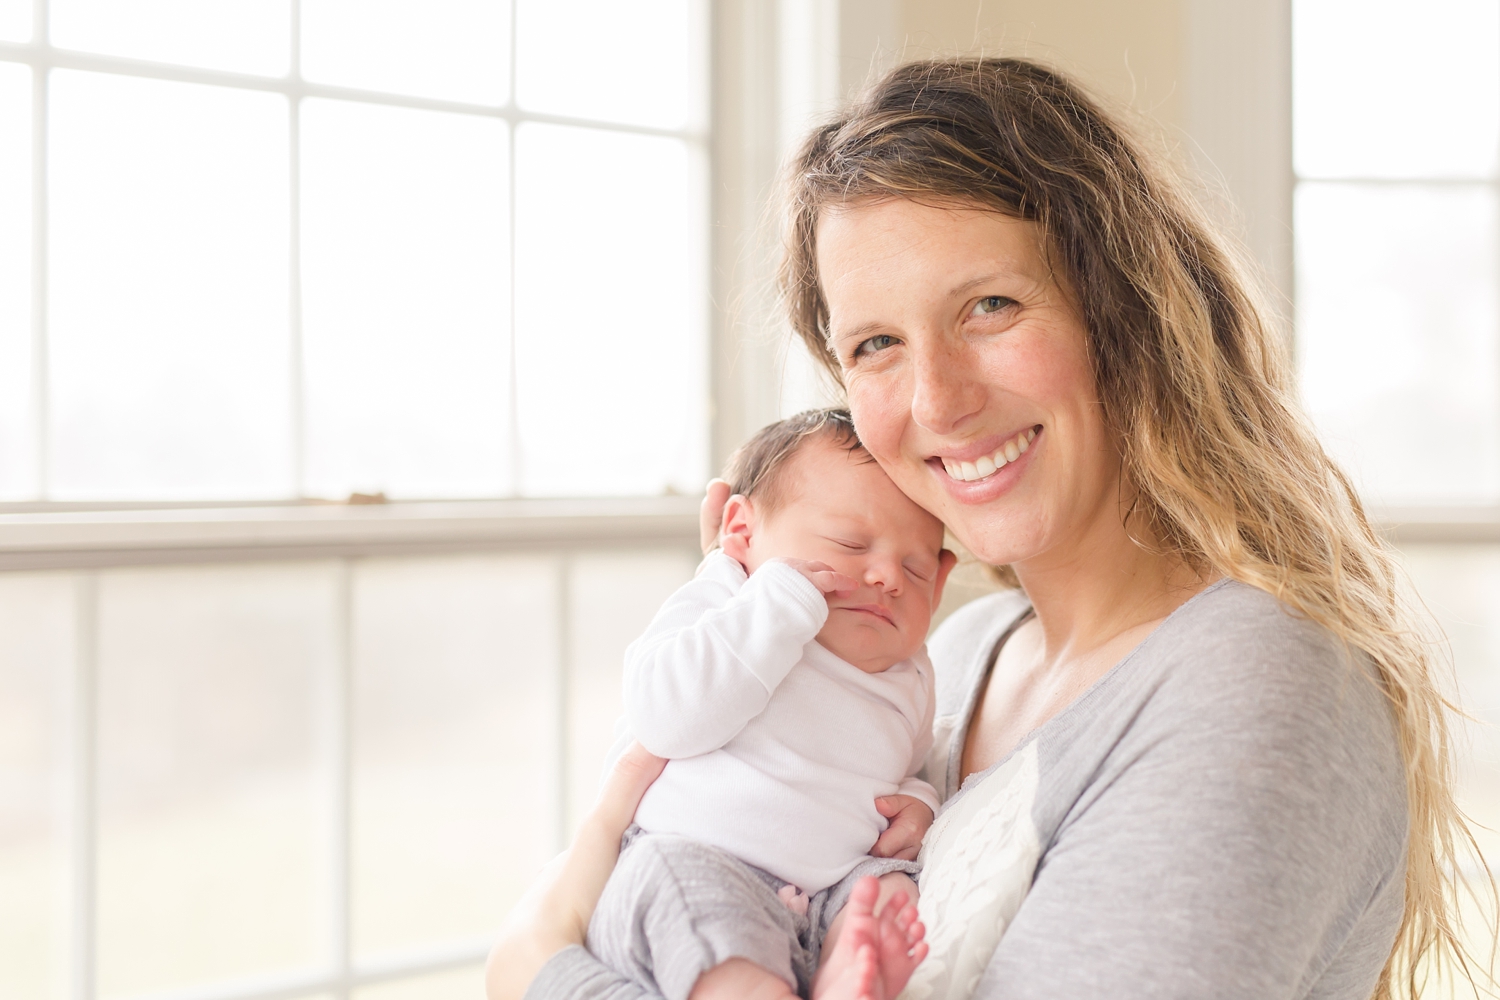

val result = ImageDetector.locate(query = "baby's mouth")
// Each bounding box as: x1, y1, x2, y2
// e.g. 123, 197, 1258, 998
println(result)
838, 603, 896, 626
937, 426, 1039, 483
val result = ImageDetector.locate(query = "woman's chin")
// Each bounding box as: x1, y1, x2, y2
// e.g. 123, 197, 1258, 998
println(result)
944, 519, 1045, 572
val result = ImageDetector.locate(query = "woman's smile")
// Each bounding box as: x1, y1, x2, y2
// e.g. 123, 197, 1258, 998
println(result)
927, 424, 1042, 501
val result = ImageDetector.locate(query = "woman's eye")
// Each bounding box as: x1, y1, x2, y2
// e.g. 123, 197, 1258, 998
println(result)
853, 334, 898, 358
970, 295, 1015, 316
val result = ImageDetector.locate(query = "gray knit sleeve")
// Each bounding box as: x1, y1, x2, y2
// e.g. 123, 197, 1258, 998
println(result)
523, 945, 660, 1000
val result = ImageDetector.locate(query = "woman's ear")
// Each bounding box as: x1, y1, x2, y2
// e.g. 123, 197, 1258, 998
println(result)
719, 494, 756, 570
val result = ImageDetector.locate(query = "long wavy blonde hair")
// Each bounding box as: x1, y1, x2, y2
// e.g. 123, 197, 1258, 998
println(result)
778, 57, 1496, 997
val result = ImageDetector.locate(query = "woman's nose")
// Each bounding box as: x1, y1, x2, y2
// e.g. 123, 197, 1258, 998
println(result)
909, 331, 986, 435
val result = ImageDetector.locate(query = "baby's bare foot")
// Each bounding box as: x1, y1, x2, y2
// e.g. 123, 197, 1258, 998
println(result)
815, 940, 880, 1000
874, 889, 927, 995
814, 876, 928, 1000
813, 877, 881, 999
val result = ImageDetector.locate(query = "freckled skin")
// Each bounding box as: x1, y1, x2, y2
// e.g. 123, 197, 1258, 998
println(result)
815, 199, 1125, 577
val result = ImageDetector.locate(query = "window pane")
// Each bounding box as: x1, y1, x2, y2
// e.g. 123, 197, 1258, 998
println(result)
1295, 182, 1500, 505
1399, 545, 1500, 866
48, 71, 291, 500
353, 965, 485, 1000
566, 551, 696, 834
302, 0, 510, 105
96, 563, 335, 998
301, 99, 509, 498
351, 556, 557, 958
0, 574, 72, 1000
1294, 0, 1500, 178
0, 0, 29, 42
50, 0, 290, 77
516, 0, 700, 129
514, 124, 707, 496
0, 64, 32, 499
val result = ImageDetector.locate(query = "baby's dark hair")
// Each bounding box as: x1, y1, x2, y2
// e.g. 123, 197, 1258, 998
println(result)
722, 408, 868, 514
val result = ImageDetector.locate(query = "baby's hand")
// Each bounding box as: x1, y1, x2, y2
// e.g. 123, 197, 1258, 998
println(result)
775, 557, 859, 595
871, 795, 934, 861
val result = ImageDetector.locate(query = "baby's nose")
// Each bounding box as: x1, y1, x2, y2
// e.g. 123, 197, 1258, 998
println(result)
865, 561, 900, 592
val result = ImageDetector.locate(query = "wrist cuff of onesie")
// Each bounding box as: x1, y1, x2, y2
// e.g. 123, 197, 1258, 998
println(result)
895, 779, 943, 815
750, 560, 829, 629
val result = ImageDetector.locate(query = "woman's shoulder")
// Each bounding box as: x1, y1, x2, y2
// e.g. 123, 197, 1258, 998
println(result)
1146, 578, 1374, 691
1106, 578, 1404, 790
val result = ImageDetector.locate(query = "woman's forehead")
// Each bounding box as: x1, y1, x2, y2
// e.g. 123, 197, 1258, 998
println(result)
816, 200, 1049, 289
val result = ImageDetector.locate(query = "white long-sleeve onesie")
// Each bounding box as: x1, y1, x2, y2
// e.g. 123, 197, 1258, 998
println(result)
624, 552, 939, 894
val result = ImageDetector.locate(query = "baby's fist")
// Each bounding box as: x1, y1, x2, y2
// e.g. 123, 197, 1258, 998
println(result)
871, 796, 934, 861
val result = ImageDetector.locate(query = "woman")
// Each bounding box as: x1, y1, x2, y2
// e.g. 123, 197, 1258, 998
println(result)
490, 59, 1493, 999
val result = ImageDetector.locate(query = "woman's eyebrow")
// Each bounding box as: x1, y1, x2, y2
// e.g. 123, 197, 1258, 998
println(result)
829, 319, 885, 344
946, 270, 1024, 297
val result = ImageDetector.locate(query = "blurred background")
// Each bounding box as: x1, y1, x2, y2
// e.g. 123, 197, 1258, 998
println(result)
0, 1, 1497, 998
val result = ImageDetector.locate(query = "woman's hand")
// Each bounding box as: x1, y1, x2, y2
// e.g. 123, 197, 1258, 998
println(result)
485, 744, 666, 1000
699, 478, 731, 554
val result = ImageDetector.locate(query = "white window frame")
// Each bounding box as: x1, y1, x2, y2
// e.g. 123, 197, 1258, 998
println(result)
3, 496, 700, 1000
0, 0, 711, 503
1184, 0, 1500, 541
0, 3, 825, 997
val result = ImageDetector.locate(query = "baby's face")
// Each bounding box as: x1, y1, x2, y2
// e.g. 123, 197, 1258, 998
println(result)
742, 437, 952, 672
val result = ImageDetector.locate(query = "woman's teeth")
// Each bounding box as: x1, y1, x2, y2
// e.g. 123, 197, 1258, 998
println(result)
941, 427, 1038, 483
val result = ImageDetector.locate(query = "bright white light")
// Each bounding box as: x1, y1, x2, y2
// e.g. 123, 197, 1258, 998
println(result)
94, 564, 328, 996
1294, 0, 1500, 178
302, 0, 511, 105
300, 99, 510, 499
0, 0, 30, 42
516, 0, 699, 129
50, 0, 290, 77
48, 71, 292, 500
513, 122, 706, 497
0, 64, 32, 499
349, 556, 559, 958
1296, 182, 1500, 504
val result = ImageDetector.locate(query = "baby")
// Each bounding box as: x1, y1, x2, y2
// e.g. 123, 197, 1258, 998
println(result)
588, 409, 957, 1000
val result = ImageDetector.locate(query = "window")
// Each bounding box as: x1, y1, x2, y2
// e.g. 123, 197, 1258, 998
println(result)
0, 0, 709, 503
0, 4, 711, 1000
1293, 0, 1500, 507
1293, 0, 1500, 888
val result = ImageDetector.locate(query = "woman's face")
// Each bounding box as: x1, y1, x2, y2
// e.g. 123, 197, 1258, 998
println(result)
816, 197, 1123, 569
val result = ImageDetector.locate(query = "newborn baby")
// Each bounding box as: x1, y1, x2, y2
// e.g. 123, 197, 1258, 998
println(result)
589, 409, 957, 1000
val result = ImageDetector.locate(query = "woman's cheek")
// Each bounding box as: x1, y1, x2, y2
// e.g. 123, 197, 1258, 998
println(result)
845, 371, 910, 467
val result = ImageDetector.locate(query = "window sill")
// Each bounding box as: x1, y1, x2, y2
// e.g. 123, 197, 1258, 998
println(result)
0, 496, 703, 570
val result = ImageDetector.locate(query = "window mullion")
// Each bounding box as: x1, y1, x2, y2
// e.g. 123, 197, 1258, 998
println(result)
30, 0, 48, 500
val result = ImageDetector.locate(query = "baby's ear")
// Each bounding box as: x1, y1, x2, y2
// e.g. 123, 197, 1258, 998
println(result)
931, 549, 959, 607
719, 494, 756, 569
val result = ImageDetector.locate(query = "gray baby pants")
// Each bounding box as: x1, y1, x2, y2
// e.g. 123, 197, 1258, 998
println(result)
585, 826, 918, 1000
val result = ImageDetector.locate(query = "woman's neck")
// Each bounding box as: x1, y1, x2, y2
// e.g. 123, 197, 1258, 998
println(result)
1011, 503, 1208, 670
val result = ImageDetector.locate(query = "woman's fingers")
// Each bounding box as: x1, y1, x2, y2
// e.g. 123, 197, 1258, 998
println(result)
484, 745, 665, 1000
699, 479, 731, 554
587, 742, 668, 846
564, 744, 666, 925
